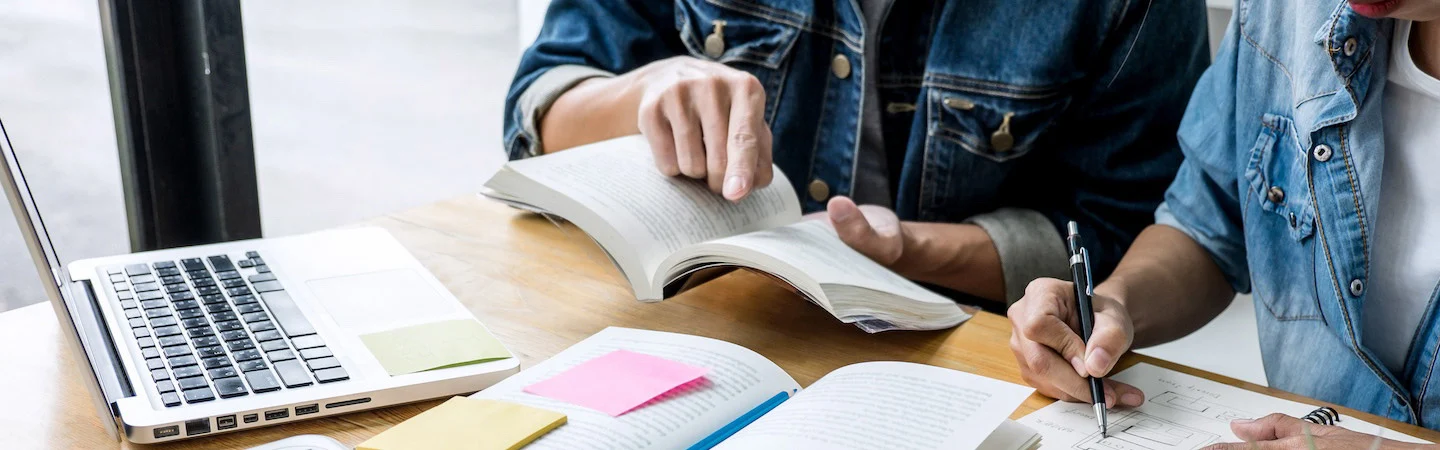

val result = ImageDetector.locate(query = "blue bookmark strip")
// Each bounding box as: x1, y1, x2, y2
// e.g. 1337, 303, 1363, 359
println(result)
687, 391, 793, 450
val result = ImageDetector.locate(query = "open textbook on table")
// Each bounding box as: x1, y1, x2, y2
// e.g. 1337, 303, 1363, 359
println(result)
472, 327, 1041, 450
483, 136, 969, 332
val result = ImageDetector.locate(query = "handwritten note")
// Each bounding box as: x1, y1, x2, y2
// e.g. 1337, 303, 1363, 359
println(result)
523, 349, 709, 416
1019, 363, 1429, 450
358, 396, 566, 450
360, 319, 511, 376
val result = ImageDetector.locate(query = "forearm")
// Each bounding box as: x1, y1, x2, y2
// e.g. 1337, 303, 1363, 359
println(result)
893, 222, 1006, 303
538, 75, 644, 153
1097, 224, 1235, 347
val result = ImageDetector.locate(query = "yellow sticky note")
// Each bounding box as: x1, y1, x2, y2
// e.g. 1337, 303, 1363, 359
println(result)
360, 319, 512, 376
359, 397, 566, 450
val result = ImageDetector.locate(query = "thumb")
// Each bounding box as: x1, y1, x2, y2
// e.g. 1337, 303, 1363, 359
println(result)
1083, 312, 1131, 379
828, 196, 881, 255
1231, 413, 1312, 442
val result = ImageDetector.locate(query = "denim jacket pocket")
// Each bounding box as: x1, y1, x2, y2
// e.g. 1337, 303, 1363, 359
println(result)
925, 87, 1068, 164
1244, 114, 1322, 322
675, 0, 801, 119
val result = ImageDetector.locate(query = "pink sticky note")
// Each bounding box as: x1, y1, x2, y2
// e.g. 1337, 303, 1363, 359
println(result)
523, 350, 709, 416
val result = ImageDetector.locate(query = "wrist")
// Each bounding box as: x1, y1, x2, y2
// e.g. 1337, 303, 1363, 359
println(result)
895, 222, 1005, 302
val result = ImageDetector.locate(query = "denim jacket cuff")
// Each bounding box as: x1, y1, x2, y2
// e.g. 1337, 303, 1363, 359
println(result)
513, 65, 616, 159
966, 208, 1070, 305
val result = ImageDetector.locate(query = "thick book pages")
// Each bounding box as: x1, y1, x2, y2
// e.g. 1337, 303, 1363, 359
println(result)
483, 136, 969, 332
1021, 363, 1431, 449
472, 328, 1036, 450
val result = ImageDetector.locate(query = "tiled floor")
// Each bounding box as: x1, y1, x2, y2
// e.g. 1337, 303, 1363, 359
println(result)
0, 0, 1267, 387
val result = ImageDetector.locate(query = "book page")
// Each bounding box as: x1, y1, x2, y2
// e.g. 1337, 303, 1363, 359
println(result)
500, 136, 800, 277
695, 220, 954, 305
1019, 363, 1431, 450
471, 327, 801, 450
715, 361, 1034, 450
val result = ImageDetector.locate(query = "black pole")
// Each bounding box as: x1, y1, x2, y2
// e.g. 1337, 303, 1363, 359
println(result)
98, 0, 262, 251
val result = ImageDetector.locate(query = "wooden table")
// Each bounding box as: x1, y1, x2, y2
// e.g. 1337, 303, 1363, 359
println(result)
2, 195, 1436, 449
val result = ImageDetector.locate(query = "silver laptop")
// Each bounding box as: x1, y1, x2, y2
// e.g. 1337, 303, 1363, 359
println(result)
0, 119, 519, 443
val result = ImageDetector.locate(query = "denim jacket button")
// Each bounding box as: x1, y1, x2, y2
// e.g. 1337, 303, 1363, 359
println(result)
1313, 144, 1332, 162
704, 20, 727, 59
831, 54, 851, 79
1350, 279, 1365, 297
1342, 37, 1358, 57
807, 179, 830, 201
1267, 186, 1285, 204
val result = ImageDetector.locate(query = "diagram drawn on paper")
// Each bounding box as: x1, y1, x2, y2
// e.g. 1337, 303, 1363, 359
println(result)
1073, 411, 1219, 450
1148, 391, 1258, 423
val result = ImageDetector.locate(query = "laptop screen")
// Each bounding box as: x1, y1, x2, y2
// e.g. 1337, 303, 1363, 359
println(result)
0, 118, 123, 440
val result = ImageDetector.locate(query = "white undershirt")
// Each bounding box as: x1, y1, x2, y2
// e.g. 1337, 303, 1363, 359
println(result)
1363, 20, 1440, 374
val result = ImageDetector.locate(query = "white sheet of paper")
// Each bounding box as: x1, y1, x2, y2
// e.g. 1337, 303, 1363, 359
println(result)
1019, 363, 1430, 450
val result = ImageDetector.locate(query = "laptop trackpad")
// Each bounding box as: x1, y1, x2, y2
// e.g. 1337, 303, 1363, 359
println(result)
306, 269, 458, 335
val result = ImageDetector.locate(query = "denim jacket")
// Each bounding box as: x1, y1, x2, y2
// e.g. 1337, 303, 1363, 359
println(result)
1157, 0, 1439, 428
505, 0, 1208, 301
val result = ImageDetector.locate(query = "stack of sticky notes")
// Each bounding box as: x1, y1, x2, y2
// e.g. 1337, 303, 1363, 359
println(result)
360, 319, 512, 376
358, 397, 565, 450
524, 349, 709, 416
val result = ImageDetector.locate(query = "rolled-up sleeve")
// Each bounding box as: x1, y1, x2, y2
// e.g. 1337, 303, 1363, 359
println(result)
510, 65, 616, 159
967, 208, 1071, 304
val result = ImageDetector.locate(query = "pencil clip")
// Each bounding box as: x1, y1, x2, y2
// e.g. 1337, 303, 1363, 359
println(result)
1081, 248, 1094, 297
1302, 406, 1339, 425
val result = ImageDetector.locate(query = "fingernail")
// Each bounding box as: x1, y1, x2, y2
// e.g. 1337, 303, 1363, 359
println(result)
1070, 357, 1086, 377
831, 204, 854, 221
1087, 348, 1113, 375
1121, 392, 1143, 407
1231, 418, 1255, 425
723, 175, 747, 199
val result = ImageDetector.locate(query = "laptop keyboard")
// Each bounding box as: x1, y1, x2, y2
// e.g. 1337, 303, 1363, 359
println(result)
108, 252, 349, 407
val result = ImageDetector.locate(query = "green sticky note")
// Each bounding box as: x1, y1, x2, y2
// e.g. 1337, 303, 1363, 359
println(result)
360, 319, 512, 376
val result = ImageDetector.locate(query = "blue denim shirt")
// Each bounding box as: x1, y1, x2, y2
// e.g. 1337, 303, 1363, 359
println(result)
505, 0, 1208, 300
1157, 0, 1439, 428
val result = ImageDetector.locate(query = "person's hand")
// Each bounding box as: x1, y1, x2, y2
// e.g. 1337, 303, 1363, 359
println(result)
1007, 278, 1144, 407
1203, 413, 1431, 449
632, 56, 774, 201
821, 196, 904, 266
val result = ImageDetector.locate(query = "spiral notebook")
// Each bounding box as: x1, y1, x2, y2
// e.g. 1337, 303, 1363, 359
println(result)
1019, 363, 1431, 449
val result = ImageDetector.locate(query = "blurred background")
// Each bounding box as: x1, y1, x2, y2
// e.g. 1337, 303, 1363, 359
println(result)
0, 0, 1262, 385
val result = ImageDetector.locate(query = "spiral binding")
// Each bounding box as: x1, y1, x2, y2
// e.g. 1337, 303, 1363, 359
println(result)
1302, 406, 1340, 425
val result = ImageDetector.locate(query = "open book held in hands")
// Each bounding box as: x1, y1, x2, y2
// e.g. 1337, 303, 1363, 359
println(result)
483, 136, 970, 332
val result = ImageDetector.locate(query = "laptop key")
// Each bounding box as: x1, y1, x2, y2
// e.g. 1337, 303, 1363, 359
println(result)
251, 281, 283, 293
124, 309, 142, 320
238, 259, 255, 268
168, 291, 194, 301
160, 392, 181, 407
274, 360, 312, 388
202, 356, 230, 369
181, 317, 209, 329
119, 300, 138, 310
211, 311, 238, 322
196, 345, 225, 358
245, 251, 260, 259
155, 266, 181, 277
291, 335, 325, 350
299, 347, 332, 360
177, 376, 207, 390
201, 294, 226, 305
214, 320, 243, 332
149, 316, 178, 328
221, 278, 247, 289
208, 255, 236, 272
208, 366, 238, 379
186, 270, 210, 281
140, 299, 167, 310
232, 349, 262, 362
231, 294, 257, 305
255, 265, 271, 273
305, 357, 340, 371
220, 330, 248, 342
249, 321, 276, 332
125, 264, 151, 276
242, 312, 269, 323
160, 274, 184, 285
192, 277, 216, 288
226, 339, 256, 352
267, 349, 295, 362
145, 308, 172, 319
162, 345, 191, 358
151, 368, 170, 381
129, 318, 147, 329
164, 283, 190, 294
257, 291, 316, 337
191, 336, 220, 348
313, 367, 349, 384
260, 340, 288, 352
172, 300, 200, 311
168, 355, 198, 368
206, 303, 232, 314
214, 377, 248, 398
133, 282, 160, 293
244, 369, 281, 393
133, 327, 152, 338
138, 337, 155, 349
254, 330, 282, 342
247, 273, 276, 283
237, 303, 264, 314
146, 357, 165, 370
116, 290, 135, 300
157, 335, 186, 347
183, 387, 215, 403
156, 380, 176, 393
141, 347, 160, 359
239, 359, 268, 372
153, 261, 177, 270
186, 327, 215, 338
172, 365, 202, 378
180, 258, 206, 272
196, 285, 221, 296
216, 270, 241, 280
113, 282, 130, 292
227, 287, 252, 297
137, 290, 164, 301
